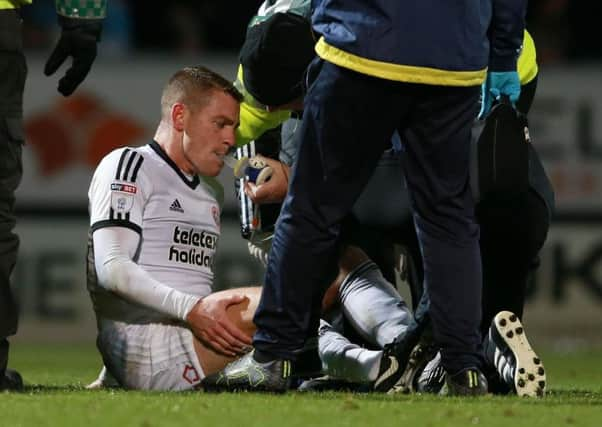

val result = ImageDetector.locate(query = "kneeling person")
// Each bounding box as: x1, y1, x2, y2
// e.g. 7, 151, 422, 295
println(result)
87, 66, 260, 390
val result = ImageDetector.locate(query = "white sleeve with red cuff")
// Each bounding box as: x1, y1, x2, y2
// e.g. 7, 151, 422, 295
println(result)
92, 226, 201, 321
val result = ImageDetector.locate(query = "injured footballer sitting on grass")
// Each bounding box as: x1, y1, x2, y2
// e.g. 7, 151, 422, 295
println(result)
85, 65, 545, 397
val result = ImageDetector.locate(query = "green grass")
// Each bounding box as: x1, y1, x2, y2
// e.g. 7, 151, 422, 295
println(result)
2, 344, 601, 427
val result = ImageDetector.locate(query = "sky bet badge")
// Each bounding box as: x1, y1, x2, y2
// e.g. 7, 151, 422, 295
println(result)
110, 182, 136, 214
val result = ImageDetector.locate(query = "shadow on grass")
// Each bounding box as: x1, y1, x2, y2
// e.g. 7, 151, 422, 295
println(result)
286, 388, 602, 406
19, 384, 127, 394
8, 384, 601, 407
546, 389, 602, 404
23, 384, 90, 393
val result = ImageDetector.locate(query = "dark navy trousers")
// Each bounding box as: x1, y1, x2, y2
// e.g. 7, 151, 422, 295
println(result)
253, 59, 483, 373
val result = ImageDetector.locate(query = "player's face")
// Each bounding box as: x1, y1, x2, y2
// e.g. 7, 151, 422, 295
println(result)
182, 90, 240, 177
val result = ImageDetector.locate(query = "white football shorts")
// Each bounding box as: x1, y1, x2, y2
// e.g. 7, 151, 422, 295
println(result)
97, 318, 205, 391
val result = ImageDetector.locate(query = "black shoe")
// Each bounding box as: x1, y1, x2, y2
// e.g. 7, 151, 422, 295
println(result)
201, 351, 292, 393
0, 368, 23, 391
485, 310, 546, 397
372, 350, 404, 393
391, 341, 441, 394
441, 367, 488, 396
298, 376, 369, 393
291, 341, 323, 380
381, 320, 425, 392
414, 351, 446, 394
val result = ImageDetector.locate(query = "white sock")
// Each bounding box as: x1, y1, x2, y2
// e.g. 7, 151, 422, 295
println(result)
339, 261, 412, 347
318, 319, 383, 383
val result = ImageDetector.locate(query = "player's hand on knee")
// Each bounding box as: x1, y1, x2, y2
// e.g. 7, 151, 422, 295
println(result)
186, 294, 253, 357
244, 156, 289, 204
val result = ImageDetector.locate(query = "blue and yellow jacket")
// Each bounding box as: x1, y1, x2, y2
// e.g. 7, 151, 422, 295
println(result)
236, 29, 537, 147
313, 0, 526, 87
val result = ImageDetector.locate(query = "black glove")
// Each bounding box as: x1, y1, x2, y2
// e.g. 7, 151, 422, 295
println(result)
44, 15, 103, 96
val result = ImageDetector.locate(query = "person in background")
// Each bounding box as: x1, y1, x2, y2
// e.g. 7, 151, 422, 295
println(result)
0, 0, 104, 390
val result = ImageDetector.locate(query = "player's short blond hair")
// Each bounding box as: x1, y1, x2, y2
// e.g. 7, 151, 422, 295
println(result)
160, 66, 243, 119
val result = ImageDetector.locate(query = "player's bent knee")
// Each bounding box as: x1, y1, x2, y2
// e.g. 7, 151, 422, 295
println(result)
226, 298, 257, 337
322, 246, 371, 312
338, 246, 370, 275
193, 287, 261, 376
208, 286, 261, 334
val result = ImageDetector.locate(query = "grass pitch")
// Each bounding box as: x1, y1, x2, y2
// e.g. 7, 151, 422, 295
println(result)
2, 344, 601, 427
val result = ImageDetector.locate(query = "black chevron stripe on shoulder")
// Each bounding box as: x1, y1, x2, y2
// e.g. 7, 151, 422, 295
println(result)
130, 155, 144, 182
122, 151, 138, 181
115, 148, 131, 180
116, 149, 145, 183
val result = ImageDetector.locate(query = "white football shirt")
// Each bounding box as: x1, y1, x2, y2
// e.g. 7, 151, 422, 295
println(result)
87, 141, 224, 323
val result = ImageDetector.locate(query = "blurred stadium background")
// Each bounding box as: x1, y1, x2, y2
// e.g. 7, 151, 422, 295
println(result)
11, 0, 602, 353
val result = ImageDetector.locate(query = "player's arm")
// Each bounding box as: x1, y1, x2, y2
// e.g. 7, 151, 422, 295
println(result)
92, 227, 251, 356
93, 226, 199, 321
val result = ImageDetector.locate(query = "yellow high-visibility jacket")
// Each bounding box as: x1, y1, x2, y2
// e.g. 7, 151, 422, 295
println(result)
0, 0, 32, 9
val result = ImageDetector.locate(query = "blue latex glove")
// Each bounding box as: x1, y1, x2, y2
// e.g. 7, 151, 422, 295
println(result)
478, 71, 521, 119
